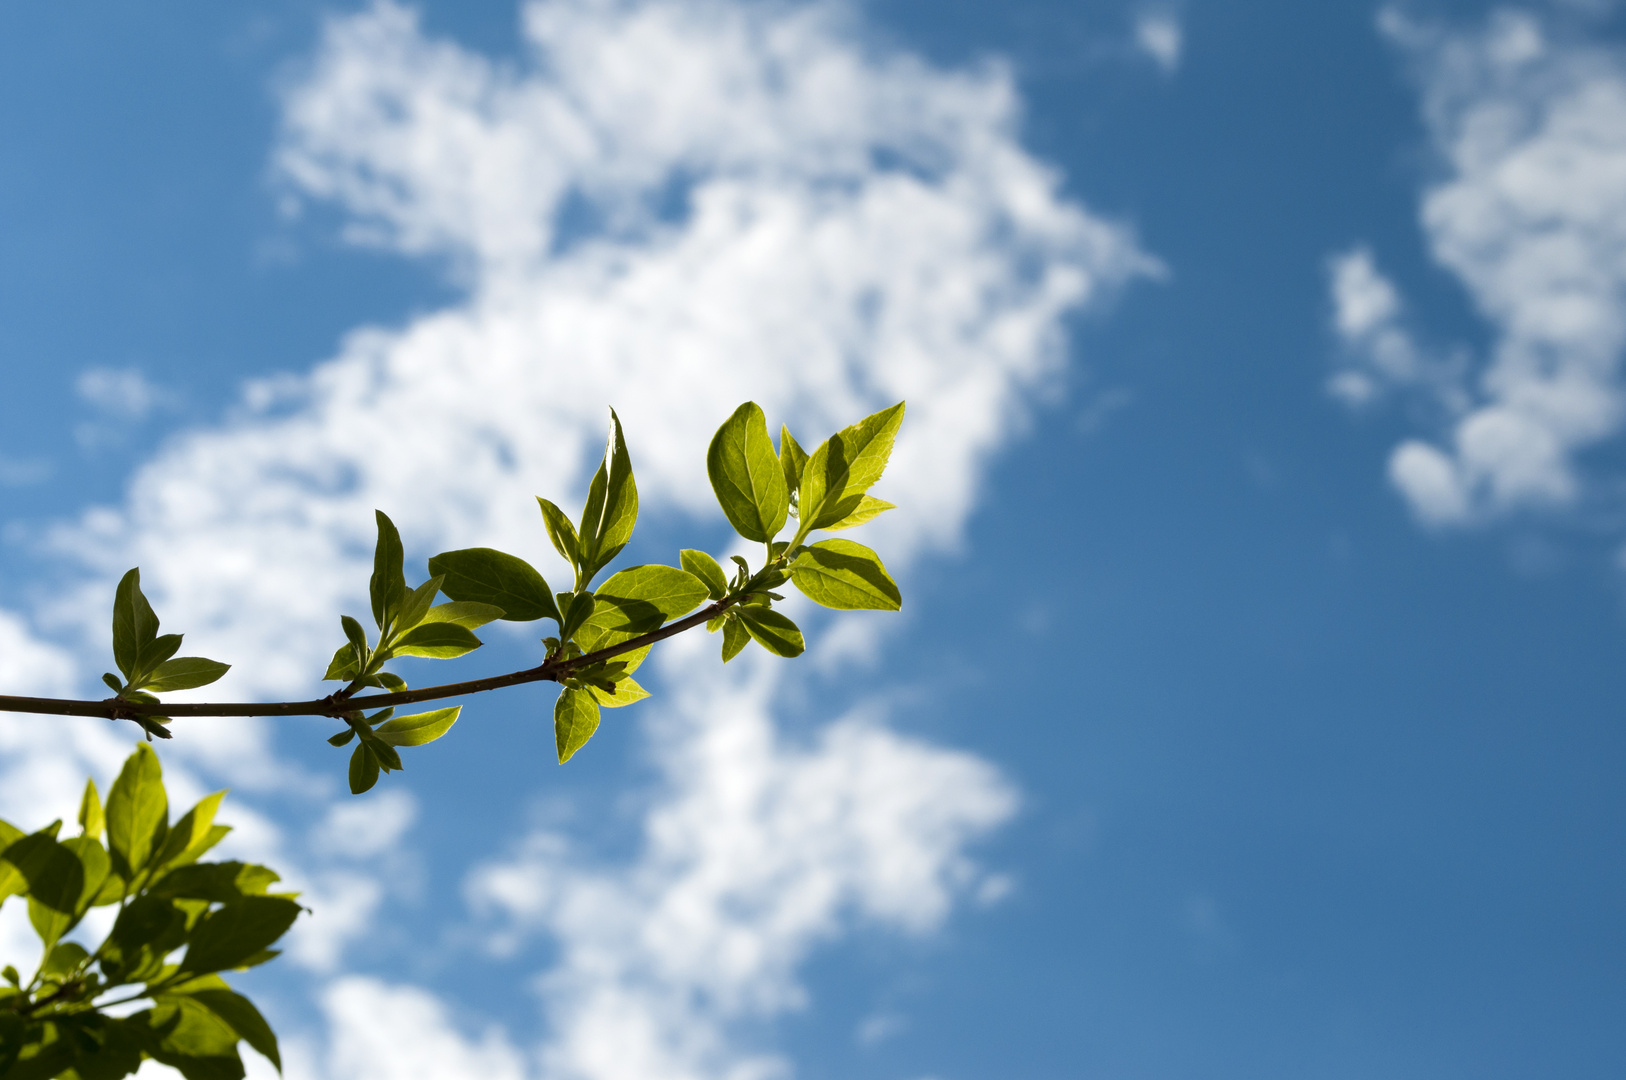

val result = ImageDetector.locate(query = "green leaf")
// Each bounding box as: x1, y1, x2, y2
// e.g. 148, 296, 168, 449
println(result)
374, 706, 460, 747
574, 565, 710, 653
418, 601, 505, 630
680, 549, 729, 600
779, 425, 809, 502
388, 575, 443, 639
340, 616, 369, 667
140, 657, 232, 694
152, 862, 281, 904
79, 779, 104, 840
576, 408, 639, 582
190, 989, 281, 1072
428, 547, 561, 623
559, 591, 596, 640
587, 675, 650, 709
707, 402, 790, 543
28, 837, 108, 951
322, 643, 360, 682
821, 494, 895, 531
721, 614, 750, 662
41, 941, 90, 978
370, 510, 408, 632
151, 792, 226, 872
554, 687, 601, 764
0, 828, 62, 907
736, 607, 805, 658
537, 497, 581, 568
135, 633, 184, 683
357, 727, 404, 773
106, 744, 168, 880
796, 402, 905, 536
390, 622, 483, 659
112, 568, 161, 682
179, 896, 302, 975
143, 995, 245, 1080
789, 539, 902, 611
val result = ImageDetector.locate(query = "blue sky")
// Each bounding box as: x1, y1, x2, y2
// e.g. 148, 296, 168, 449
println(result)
3, 1, 1626, 1078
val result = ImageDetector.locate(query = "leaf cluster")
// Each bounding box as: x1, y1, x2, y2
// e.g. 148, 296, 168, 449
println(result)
0, 745, 298, 1080
100, 570, 231, 742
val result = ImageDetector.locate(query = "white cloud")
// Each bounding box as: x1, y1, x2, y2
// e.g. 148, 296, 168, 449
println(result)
76, 366, 169, 420
1336, 9, 1626, 526
0, 0, 1152, 1075
1133, 10, 1183, 75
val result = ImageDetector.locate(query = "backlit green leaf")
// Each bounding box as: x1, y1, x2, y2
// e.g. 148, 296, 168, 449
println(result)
322, 644, 360, 682
370, 510, 408, 631
576, 408, 639, 582
721, 614, 749, 662
537, 497, 581, 567
821, 494, 895, 531
140, 657, 231, 694
575, 565, 709, 653
106, 744, 168, 879
135, 633, 184, 683
152, 791, 225, 872
179, 896, 302, 975
418, 601, 505, 630
152, 862, 281, 904
374, 706, 460, 747
79, 779, 104, 841
679, 549, 729, 600
554, 688, 600, 764
191, 989, 281, 1072
587, 675, 649, 709
779, 425, 808, 502
112, 568, 160, 682
389, 575, 443, 639
789, 539, 902, 611
0, 828, 62, 907
28, 836, 108, 950
390, 622, 483, 659
736, 607, 805, 658
796, 402, 904, 537
349, 744, 379, 795
428, 548, 561, 623
708, 402, 789, 542
144, 995, 245, 1080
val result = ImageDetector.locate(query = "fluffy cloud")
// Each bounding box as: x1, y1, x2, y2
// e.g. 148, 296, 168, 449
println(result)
1133, 10, 1183, 75
0, 0, 1151, 1075
1331, 9, 1626, 527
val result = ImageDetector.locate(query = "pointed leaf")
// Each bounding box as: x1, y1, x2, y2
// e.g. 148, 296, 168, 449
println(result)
680, 549, 729, 600
721, 615, 749, 662
389, 575, 443, 639
141, 657, 232, 693
821, 495, 895, 531
554, 687, 601, 764
79, 780, 104, 840
576, 409, 639, 581
179, 895, 302, 975
797, 402, 904, 535
112, 568, 161, 681
322, 643, 360, 682
575, 565, 709, 653
106, 744, 168, 879
736, 606, 805, 658
419, 601, 505, 630
152, 791, 226, 871
708, 402, 789, 542
779, 425, 809, 501
191, 989, 281, 1072
428, 547, 561, 623
587, 675, 650, 709
789, 539, 902, 611
374, 706, 460, 747
370, 510, 407, 631
135, 633, 184, 683
390, 622, 483, 659
537, 497, 581, 568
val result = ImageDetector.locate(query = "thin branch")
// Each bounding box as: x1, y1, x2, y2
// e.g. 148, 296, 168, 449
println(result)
0, 598, 736, 722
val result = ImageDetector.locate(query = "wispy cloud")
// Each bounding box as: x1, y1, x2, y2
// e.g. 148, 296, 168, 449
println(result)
0, 0, 1154, 1074
1332, 9, 1626, 528
1133, 9, 1183, 75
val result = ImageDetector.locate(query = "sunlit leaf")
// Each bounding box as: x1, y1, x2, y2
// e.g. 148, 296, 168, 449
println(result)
140, 657, 231, 694
736, 607, 805, 658
427, 547, 561, 623
370, 510, 408, 632
390, 622, 483, 660
179, 896, 302, 975
106, 744, 168, 879
680, 549, 729, 600
789, 538, 902, 611
373, 706, 460, 747
707, 402, 789, 542
554, 687, 600, 764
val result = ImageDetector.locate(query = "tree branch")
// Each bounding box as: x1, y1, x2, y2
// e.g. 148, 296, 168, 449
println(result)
0, 598, 736, 722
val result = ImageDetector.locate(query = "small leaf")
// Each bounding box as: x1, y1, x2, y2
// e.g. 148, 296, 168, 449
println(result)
388, 575, 444, 639
789, 539, 902, 611
102, 671, 124, 693
736, 607, 805, 658
428, 547, 562, 623
721, 614, 749, 662
349, 744, 379, 794
79, 779, 104, 841
707, 402, 790, 542
41, 941, 89, 978
559, 591, 597, 641
106, 744, 168, 880
357, 728, 404, 772
821, 494, 895, 531
322, 644, 360, 683
327, 727, 356, 747
796, 402, 905, 536
391, 622, 483, 659
576, 408, 639, 582
779, 425, 809, 501
112, 568, 161, 682
370, 510, 408, 631
419, 601, 505, 630
135, 633, 184, 683
554, 687, 601, 764
374, 706, 460, 747
680, 549, 729, 600
587, 675, 650, 709
179, 895, 302, 974
340, 616, 370, 667
151, 791, 226, 871
140, 657, 232, 693
537, 497, 581, 568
